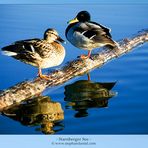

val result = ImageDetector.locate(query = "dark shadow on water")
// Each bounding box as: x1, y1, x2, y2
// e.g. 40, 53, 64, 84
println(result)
64, 79, 117, 118
2, 96, 64, 134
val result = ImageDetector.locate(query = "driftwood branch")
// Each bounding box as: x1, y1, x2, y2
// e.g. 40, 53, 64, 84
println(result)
0, 29, 148, 111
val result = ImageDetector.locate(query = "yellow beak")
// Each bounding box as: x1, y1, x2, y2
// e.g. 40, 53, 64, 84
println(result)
67, 17, 79, 24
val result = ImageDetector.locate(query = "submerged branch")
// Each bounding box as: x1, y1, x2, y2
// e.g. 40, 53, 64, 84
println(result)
0, 29, 148, 111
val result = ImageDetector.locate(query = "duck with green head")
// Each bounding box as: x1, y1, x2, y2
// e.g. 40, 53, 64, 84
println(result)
65, 11, 117, 59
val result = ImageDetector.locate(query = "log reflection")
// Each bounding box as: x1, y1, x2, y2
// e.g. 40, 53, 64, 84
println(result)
64, 80, 117, 118
2, 96, 64, 134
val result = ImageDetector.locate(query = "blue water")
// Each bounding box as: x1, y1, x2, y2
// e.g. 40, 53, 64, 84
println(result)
0, 4, 148, 134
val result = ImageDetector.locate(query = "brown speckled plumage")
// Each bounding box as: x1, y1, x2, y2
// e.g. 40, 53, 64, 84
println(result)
2, 28, 66, 80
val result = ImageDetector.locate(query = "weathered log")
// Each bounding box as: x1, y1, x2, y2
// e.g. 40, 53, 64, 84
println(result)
0, 29, 148, 111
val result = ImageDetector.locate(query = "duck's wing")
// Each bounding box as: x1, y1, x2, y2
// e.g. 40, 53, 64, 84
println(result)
15, 39, 53, 58
89, 21, 112, 37
76, 22, 116, 47
2, 38, 41, 56
14, 38, 41, 53
74, 21, 112, 40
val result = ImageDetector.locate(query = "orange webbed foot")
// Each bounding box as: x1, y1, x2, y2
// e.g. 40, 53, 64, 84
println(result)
80, 54, 90, 59
38, 73, 50, 80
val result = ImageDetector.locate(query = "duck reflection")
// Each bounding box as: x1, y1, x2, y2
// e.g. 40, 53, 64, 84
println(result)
64, 80, 117, 118
2, 96, 64, 134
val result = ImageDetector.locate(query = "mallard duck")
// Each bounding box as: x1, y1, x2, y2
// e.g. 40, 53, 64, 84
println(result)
65, 11, 117, 59
2, 28, 66, 80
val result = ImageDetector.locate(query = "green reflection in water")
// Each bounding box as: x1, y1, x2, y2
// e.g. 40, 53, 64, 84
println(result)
2, 96, 64, 134
64, 80, 117, 118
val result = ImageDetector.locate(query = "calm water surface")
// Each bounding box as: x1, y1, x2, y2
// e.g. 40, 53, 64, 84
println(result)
0, 4, 148, 134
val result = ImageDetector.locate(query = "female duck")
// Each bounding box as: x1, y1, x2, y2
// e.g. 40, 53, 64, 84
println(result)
65, 11, 117, 59
2, 28, 66, 80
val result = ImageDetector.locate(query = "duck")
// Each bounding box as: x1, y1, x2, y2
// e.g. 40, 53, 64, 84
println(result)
1, 28, 66, 80
65, 11, 117, 59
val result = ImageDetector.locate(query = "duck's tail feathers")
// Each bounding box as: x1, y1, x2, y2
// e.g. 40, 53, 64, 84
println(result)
113, 40, 120, 48
1, 45, 20, 57
105, 39, 119, 50
2, 50, 18, 56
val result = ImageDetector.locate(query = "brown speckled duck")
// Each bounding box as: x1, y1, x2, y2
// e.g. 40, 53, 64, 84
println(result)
2, 28, 66, 80
65, 11, 117, 59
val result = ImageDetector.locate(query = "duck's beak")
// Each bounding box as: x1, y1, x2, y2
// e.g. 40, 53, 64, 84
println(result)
67, 17, 79, 24
57, 36, 66, 44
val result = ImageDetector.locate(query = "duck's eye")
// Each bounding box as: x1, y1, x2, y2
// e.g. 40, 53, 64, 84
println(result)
52, 33, 58, 37
50, 32, 56, 35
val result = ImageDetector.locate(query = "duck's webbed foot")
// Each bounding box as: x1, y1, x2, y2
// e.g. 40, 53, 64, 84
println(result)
38, 74, 50, 80
79, 54, 90, 59
37, 68, 50, 80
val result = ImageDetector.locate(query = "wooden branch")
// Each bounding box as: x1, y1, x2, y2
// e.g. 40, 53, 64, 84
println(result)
0, 29, 148, 111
